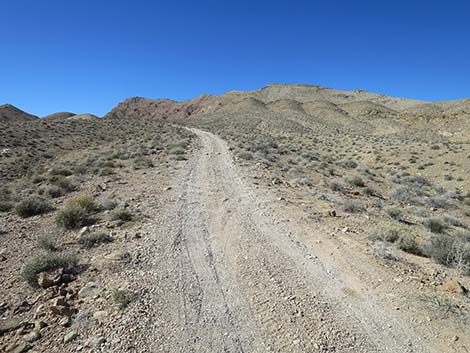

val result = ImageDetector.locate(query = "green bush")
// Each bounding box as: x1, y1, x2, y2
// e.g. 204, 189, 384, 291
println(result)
15, 197, 53, 218
22, 252, 77, 288
56, 195, 99, 229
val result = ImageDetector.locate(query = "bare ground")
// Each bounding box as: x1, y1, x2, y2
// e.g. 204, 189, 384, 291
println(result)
104, 128, 466, 352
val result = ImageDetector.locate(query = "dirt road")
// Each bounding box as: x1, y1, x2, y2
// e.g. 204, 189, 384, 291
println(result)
109, 128, 447, 352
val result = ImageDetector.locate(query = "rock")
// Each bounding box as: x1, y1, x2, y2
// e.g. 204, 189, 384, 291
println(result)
37, 268, 64, 288
438, 279, 468, 294
93, 310, 108, 323
328, 210, 337, 217
452, 335, 459, 342
85, 335, 106, 348
23, 331, 41, 343
59, 316, 72, 327
79, 226, 89, 236
49, 298, 74, 317
63, 331, 78, 343
0, 318, 22, 336
9, 343, 31, 353
78, 282, 101, 298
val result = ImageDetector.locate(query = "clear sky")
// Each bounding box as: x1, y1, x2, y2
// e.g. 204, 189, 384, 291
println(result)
1, 0, 469, 117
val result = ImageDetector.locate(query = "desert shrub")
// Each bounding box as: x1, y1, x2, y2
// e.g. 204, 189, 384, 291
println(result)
15, 197, 53, 218
49, 167, 73, 176
47, 186, 65, 198
22, 252, 77, 288
0, 201, 14, 212
342, 200, 365, 213
371, 243, 398, 261
32, 175, 47, 184
0, 186, 12, 201
56, 195, 99, 229
100, 197, 118, 210
169, 147, 185, 155
396, 234, 423, 256
133, 157, 154, 169
426, 234, 470, 273
385, 207, 402, 219
79, 232, 113, 249
423, 217, 449, 234
345, 176, 365, 187
38, 234, 58, 251
111, 208, 134, 222
369, 224, 400, 243
326, 179, 345, 192
110, 289, 134, 308
443, 215, 466, 228
362, 187, 377, 196
336, 159, 358, 169
296, 177, 312, 186
237, 150, 253, 160
52, 177, 77, 192
390, 186, 426, 205
425, 196, 452, 209
73, 164, 88, 175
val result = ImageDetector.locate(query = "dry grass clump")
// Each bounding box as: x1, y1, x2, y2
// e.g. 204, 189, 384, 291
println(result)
22, 252, 77, 287
422, 217, 449, 234
38, 233, 59, 251
341, 200, 365, 213
111, 208, 135, 222
79, 232, 113, 249
425, 233, 470, 275
56, 195, 99, 229
15, 196, 54, 218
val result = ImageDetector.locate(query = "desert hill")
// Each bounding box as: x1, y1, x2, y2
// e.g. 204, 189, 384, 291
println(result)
0, 104, 38, 122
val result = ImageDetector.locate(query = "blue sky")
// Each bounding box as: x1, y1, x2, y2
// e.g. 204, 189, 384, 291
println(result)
1, 0, 469, 116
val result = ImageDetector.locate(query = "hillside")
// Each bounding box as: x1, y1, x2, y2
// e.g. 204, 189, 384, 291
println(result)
0, 84, 469, 353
